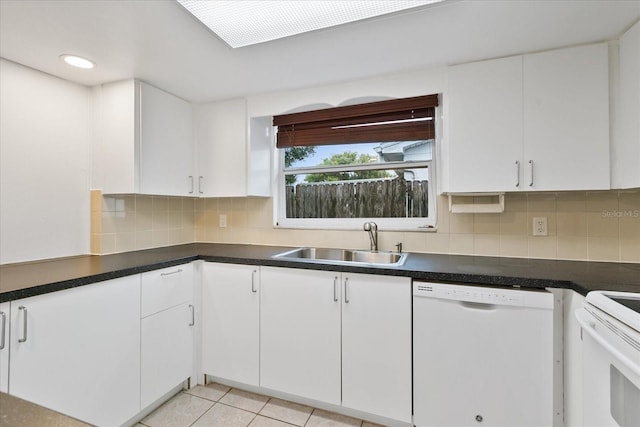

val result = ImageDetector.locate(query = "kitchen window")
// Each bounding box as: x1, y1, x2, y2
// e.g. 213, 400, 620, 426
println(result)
273, 95, 439, 231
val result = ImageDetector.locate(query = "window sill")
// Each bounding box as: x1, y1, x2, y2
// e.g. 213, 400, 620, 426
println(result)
273, 221, 438, 232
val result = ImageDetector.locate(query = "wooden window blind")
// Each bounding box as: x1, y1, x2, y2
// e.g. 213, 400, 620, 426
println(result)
273, 94, 439, 148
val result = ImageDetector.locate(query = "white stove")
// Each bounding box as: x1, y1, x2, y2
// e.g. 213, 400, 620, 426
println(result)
586, 291, 640, 333
576, 290, 640, 427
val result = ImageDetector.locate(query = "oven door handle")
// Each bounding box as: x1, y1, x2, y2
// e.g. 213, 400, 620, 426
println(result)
576, 309, 640, 378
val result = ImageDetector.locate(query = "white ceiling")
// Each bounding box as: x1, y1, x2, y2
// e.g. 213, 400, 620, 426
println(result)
1, 0, 638, 104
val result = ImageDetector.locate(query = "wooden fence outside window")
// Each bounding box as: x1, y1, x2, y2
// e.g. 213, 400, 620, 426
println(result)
285, 179, 429, 219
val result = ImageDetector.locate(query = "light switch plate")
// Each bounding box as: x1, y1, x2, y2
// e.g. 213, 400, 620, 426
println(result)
219, 214, 227, 228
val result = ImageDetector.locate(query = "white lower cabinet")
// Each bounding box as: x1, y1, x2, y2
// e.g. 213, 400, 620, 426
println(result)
8, 275, 141, 427
341, 274, 412, 423
0, 302, 9, 393
260, 267, 342, 405
202, 263, 260, 386
141, 302, 194, 408
260, 266, 412, 423
2, 261, 411, 425
140, 263, 195, 409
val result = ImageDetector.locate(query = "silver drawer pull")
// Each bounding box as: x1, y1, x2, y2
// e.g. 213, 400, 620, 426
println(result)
18, 306, 27, 343
529, 160, 534, 187
0, 311, 5, 350
189, 176, 194, 194
189, 304, 195, 326
333, 277, 339, 302
515, 160, 520, 188
161, 269, 183, 277
344, 277, 350, 304
198, 176, 204, 195
251, 270, 257, 293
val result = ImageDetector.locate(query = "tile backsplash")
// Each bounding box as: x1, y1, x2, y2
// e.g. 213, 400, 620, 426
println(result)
91, 190, 195, 254
91, 189, 640, 263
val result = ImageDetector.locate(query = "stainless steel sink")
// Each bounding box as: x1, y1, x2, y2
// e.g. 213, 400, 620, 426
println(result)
273, 247, 407, 266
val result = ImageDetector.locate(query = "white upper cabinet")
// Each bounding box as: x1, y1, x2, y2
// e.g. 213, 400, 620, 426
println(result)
197, 99, 272, 197
446, 56, 524, 192
613, 20, 640, 189
139, 82, 194, 196
523, 43, 609, 191
445, 43, 610, 193
93, 79, 195, 196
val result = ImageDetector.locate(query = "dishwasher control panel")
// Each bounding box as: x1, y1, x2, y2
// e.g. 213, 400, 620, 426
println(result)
413, 282, 553, 309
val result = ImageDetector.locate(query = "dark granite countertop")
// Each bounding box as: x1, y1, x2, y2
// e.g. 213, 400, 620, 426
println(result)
0, 392, 91, 427
1, 243, 639, 303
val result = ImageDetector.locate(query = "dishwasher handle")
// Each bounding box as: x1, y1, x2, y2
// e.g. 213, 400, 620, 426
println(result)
459, 301, 497, 311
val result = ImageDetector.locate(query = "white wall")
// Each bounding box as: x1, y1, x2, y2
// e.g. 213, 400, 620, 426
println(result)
246, 67, 446, 117
0, 59, 91, 264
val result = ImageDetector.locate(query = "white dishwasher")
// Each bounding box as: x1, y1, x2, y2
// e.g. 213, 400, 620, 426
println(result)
413, 281, 559, 427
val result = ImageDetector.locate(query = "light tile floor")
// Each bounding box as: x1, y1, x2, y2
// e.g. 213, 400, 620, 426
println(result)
136, 383, 385, 427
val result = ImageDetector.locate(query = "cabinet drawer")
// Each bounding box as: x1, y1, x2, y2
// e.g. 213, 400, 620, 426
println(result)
141, 263, 193, 317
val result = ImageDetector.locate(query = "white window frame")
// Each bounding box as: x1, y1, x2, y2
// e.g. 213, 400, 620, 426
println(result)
272, 144, 438, 232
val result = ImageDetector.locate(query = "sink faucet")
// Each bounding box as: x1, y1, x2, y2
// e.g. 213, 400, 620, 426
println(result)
363, 221, 378, 251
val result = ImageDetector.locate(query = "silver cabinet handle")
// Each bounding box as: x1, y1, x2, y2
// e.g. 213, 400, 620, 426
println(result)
333, 276, 339, 302
198, 176, 204, 194
515, 160, 520, 188
344, 277, 350, 304
161, 269, 183, 277
0, 311, 5, 350
18, 306, 27, 343
529, 160, 534, 187
189, 176, 194, 194
251, 270, 257, 293
189, 304, 195, 326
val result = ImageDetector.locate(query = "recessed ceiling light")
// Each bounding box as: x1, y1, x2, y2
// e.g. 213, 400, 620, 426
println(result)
60, 54, 95, 69
177, 0, 444, 48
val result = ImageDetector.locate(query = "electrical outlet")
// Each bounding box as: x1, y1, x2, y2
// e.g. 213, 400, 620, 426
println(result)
219, 214, 227, 228
533, 217, 548, 236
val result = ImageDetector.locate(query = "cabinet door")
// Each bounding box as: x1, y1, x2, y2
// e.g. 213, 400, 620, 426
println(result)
0, 302, 8, 393
260, 267, 341, 405
141, 302, 194, 409
9, 275, 141, 427
139, 81, 194, 196
247, 116, 273, 197
197, 98, 247, 197
202, 263, 260, 386
613, 20, 640, 189
341, 274, 412, 423
94, 79, 138, 194
524, 43, 609, 191
446, 56, 524, 192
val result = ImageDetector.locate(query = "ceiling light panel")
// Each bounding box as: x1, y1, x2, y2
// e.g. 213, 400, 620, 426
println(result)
177, 0, 441, 48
